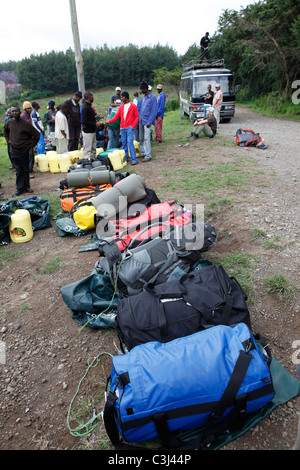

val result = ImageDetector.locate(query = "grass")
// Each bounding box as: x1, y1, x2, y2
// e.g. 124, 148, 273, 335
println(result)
263, 273, 297, 302
42, 256, 65, 274
0, 246, 25, 269
161, 157, 262, 203
250, 228, 267, 242
208, 251, 259, 301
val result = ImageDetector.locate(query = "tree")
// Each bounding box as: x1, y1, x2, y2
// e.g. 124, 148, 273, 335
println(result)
214, 0, 300, 100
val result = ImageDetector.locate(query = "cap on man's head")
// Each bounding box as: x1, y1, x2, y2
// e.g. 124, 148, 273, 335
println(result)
121, 91, 129, 99
157, 84, 163, 89
48, 100, 55, 106
23, 101, 32, 110
206, 32, 209, 35
208, 106, 214, 113
75, 91, 82, 98
139, 81, 148, 90
115, 87, 121, 91
215, 83, 220, 88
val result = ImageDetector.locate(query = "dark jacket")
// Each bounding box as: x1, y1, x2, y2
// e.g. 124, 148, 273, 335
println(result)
4, 118, 40, 155
65, 98, 81, 127
82, 101, 96, 133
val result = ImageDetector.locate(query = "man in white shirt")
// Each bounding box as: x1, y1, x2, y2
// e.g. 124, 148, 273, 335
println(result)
213, 84, 223, 126
55, 103, 69, 154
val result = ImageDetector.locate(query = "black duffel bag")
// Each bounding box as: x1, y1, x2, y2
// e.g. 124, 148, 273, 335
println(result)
116, 264, 251, 351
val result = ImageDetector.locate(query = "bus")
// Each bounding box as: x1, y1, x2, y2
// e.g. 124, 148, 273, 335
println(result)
179, 59, 236, 122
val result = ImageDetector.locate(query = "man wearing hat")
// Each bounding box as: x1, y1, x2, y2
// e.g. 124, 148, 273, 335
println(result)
64, 91, 82, 151
213, 84, 223, 126
21, 101, 35, 176
110, 87, 122, 109
155, 84, 166, 143
139, 81, 157, 162
45, 100, 57, 150
188, 107, 217, 139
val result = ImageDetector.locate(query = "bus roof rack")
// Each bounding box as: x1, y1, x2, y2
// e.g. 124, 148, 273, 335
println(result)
182, 59, 225, 72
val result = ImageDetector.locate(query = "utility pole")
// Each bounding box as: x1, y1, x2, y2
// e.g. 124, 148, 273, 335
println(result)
69, 0, 85, 94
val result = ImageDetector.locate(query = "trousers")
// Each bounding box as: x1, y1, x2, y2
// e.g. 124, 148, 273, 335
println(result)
11, 150, 30, 193
107, 127, 120, 149
155, 116, 163, 142
82, 131, 96, 159
139, 124, 152, 160
68, 125, 81, 151
120, 127, 138, 163
194, 123, 213, 137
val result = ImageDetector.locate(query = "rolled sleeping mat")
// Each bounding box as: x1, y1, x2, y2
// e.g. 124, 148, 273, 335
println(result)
92, 174, 146, 220
90, 168, 116, 186
67, 168, 90, 187
67, 168, 116, 188
114, 174, 146, 203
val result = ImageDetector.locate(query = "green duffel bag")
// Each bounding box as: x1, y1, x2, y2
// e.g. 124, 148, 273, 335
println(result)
60, 267, 121, 329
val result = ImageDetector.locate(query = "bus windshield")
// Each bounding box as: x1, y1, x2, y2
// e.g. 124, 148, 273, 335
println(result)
193, 75, 233, 96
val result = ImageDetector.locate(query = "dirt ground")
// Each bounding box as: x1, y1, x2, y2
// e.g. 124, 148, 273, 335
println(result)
0, 106, 299, 451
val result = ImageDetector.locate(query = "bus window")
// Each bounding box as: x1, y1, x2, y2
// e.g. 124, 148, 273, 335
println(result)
193, 76, 234, 95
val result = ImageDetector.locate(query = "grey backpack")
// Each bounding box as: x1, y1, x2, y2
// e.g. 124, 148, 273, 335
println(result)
98, 221, 217, 297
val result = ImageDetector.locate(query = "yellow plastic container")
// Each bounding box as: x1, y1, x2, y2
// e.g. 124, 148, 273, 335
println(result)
9, 209, 33, 243
59, 153, 72, 172
128, 140, 141, 157
96, 148, 104, 156
37, 154, 49, 172
48, 153, 61, 173
109, 149, 127, 171
69, 150, 82, 164
134, 140, 141, 156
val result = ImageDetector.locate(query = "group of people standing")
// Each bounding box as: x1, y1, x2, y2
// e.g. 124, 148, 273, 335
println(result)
104, 81, 166, 165
3, 83, 166, 195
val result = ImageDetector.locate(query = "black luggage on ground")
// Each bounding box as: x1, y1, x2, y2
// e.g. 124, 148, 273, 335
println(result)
116, 264, 251, 351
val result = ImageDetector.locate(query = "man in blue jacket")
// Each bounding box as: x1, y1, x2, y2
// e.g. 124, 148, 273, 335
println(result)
155, 84, 166, 143
139, 81, 157, 162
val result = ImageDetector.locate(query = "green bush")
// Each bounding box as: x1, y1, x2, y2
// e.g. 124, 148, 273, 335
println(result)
165, 97, 179, 113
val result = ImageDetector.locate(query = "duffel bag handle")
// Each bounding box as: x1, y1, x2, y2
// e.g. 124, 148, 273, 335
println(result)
254, 332, 272, 366
231, 276, 248, 300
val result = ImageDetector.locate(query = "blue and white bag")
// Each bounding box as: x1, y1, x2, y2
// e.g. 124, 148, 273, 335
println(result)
103, 323, 274, 449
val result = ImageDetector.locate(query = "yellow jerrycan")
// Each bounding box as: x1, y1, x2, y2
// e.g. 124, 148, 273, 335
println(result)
37, 154, 49, 172
9, 209, 33, 243
59, 153, 72, 172
128, 140, 141, 157
48, 153, 61, 173
109, 149, 127, 171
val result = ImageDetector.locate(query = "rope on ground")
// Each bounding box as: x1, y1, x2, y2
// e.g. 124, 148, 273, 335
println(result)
66, 352, 113, 438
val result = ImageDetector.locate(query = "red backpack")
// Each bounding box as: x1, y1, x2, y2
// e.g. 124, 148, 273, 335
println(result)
236, 128, 265, 147
97, 201, 194, 252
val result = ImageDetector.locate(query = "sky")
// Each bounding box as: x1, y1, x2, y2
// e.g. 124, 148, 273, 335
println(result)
1, 0, 258, 63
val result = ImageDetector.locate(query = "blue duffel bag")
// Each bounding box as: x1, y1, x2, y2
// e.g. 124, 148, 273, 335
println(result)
103, 323, 274, 449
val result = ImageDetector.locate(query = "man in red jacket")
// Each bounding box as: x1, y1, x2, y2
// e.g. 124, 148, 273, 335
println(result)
105, 91, 139, 165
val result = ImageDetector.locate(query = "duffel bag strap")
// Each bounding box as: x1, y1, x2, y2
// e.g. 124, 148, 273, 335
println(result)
103, 390, 122, 447
206, 349, 253, 428
103, 389, 155, 450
